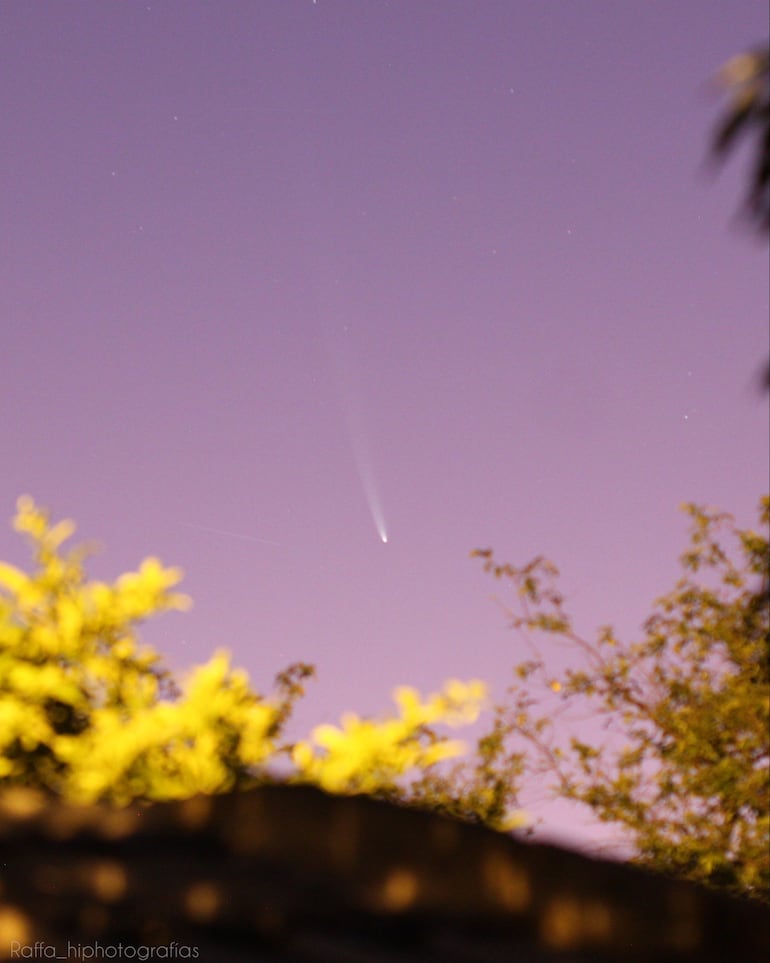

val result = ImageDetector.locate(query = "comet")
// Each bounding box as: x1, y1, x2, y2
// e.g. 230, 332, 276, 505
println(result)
348, 423, 389, 545
324, 320, 389, 546
310, 253, 390, 546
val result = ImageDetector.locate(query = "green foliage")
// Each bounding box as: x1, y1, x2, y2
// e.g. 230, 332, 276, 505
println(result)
0, 497, 487, 811
469, 497, 769, 902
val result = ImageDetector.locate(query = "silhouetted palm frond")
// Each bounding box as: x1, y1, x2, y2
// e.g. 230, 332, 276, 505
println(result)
712, 47, 770, 233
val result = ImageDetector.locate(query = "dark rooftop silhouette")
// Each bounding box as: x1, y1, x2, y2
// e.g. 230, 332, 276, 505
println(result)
1, 784, 767, 962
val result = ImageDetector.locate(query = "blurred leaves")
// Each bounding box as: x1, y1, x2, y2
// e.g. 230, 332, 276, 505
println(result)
0, 497, 491, 815
712, 46, 769, 233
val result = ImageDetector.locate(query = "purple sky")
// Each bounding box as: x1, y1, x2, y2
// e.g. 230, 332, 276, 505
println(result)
2, 1, 767, 849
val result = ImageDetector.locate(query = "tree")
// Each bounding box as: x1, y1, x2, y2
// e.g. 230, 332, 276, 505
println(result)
460, 497, 769, 902
711, 44, 770, 389
0, 496, 487, 810
712, 46, 770, 233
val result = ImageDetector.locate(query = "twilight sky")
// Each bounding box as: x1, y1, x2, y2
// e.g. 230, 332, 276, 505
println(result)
1, 1, 767, 849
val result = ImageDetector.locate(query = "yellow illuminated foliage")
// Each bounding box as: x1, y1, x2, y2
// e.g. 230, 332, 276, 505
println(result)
292, 679, 486, 794
0, 497, 485, 811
